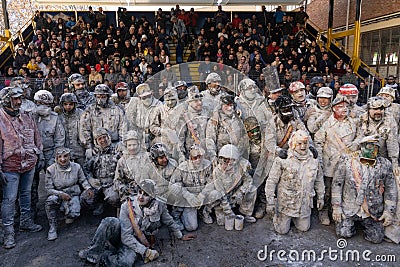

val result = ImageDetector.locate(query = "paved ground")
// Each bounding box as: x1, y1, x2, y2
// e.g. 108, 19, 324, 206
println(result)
0, 182, 399, 267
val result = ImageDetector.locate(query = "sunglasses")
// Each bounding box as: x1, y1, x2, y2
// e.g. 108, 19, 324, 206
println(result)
192, 93, 203, 99
219, 157, 234, 164
190, 155, 202, 160
248, 127, 260, 134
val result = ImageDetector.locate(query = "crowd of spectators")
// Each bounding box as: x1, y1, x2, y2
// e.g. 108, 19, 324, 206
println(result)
0, 5, 382, 104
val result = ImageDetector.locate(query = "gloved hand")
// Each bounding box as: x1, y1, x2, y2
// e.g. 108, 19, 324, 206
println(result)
317, 199, 324, 211
332, 206, 343, 223
379, 211, 394, 227
186, 194, 202, 207
309, 146, 318, 159
36, 153, 45, 171
233, 191, 244, 203
0, 170, 7, 185
169, 183, 181, 196
144, 249, 159, 263
85, 148, 94, 159
277, 148, 288, 159
60, 192, 72, 201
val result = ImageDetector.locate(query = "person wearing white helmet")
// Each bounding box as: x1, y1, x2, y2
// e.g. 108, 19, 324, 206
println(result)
79, 84, 125, 159
305, 86, 334, 136
235, 78, 265, 120
202, 72, 223, 113
0, 87, 43, 249
82, 127, 122, 215
149, 87, 183, 162
58, 93, 86, 167
169, 144, 213, 231
314, 95, 359, 226
265, 130, 325, 234
114, 130, 151, 202
123, 83, 162, 150
32, 89, 66, 218
377, 86, 400, 129
175, 86, 210, 161
68, 73, 95, 110
338, 83, 364, 120
357, 96, 400, 176
206, 93, 249, 160
201, 144, 257, 225
111, 81, 131, 111
288, 81, 308, 122
10, 77, 36, 113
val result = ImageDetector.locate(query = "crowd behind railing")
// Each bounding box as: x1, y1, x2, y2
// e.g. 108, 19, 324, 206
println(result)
0, 4, 393, 103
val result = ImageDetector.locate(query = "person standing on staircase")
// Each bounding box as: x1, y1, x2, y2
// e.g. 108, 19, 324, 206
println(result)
171, 16, 187, 64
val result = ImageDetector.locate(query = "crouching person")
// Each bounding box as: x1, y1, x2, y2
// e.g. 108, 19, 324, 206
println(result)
79, 179, 196, 266
202, 144, 257, 225
332, 136, 397, 244
265, 130, 325, 234
45, 147, 93, 241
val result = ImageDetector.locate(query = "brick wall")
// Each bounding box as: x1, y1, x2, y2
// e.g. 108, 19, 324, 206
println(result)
307, 0, 400, 29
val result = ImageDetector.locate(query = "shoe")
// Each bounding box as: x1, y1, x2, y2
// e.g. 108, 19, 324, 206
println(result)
202, 209, 213, 224
78, 248, 99, 264
215, 209, 225, 226
65, 218, 75, 224
319, 210, 330, 226
3, 231, 16, 249
244, 216, 257, 223
20, 218, 43, 232
93, 204, 104, 216
47, 220, 58, 241
254, 205, 265, 219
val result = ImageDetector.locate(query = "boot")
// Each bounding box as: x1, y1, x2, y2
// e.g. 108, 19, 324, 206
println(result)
65, 218, 75, 224
78, 247, 99, 264
319, 210, 330, 226
254, 204, 266, 219
202, 207, 213, 224
47, 220, 58, 241
20, 218, 43, 232
3, 225, 16, 249
244, 215, 257, 223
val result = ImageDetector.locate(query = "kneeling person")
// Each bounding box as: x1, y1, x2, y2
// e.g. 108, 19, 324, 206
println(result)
265, 130, 325, 234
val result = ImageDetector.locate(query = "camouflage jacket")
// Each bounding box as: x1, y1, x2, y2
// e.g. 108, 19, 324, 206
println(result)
265, 150, 324, 218
314, 114, 358, 177
206, 110, 249, 159
264, 115, 309, 154
79, 101, 124, 149
59, 109, 85, 160
84, 143, 121, 186
45, 162, 90, 197
332, 155, 397, 219
114, 152, 151, 201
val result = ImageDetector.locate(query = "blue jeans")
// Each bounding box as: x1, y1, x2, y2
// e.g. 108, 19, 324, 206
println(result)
1, 168, 35, 226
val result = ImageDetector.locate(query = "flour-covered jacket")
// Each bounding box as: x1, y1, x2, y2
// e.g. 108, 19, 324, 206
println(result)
265, 150, 324, 218
59, 108, 85, 160
45, 162, 90, 197
314, 114, 358, 177
120, 195, 182, 256
332, 155, 397, 219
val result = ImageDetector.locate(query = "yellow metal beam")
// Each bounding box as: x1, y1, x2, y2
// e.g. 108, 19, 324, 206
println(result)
330, 29, 355, 39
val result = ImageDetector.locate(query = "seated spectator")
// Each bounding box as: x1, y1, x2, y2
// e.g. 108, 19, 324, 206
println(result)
88, 66, 103, 84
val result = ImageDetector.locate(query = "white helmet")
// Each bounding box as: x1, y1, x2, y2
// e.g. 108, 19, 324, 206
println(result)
218, 144, 240, 160
34, 90, 54, 104
238, 78, 257, 93
205, 72, 222, 84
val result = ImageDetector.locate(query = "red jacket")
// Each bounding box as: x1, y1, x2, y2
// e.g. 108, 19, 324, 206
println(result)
0, 108, 42, 172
